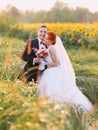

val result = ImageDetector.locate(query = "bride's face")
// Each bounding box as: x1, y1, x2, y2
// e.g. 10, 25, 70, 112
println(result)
44, 34, 52, 46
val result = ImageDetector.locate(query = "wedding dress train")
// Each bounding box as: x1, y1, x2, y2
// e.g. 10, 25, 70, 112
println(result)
38, 36, 93, 111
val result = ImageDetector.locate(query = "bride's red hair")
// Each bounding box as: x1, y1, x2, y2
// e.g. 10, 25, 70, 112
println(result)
48, 31, 56, 45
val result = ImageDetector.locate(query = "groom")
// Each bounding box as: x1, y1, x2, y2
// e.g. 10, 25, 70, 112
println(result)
20, 25, 48, 83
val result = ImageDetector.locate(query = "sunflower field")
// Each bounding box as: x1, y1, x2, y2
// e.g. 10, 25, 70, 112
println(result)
9, 23, 98, 49
0, 23, 98, 130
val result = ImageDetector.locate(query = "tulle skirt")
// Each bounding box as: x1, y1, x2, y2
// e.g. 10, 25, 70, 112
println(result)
38, 66, 93, 111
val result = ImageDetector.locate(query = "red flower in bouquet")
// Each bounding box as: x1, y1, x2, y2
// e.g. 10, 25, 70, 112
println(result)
33, 47, 48, 58
32, 46, 48, 71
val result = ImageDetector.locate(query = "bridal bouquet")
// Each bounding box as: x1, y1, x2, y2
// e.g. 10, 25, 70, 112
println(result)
36, 47, 48, 59
33, 46, 48, 71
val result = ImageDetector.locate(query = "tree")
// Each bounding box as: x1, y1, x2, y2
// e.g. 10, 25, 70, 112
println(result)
74, 7, 90, 22
23, 10, 35, 23
6, 5, 21, 23
33, 10, 48, 23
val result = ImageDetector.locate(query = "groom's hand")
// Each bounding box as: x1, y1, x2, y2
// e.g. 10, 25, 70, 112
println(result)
34, 58, 41, 63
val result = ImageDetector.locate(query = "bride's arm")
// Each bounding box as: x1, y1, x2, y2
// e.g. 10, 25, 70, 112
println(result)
46, 46, 60, 68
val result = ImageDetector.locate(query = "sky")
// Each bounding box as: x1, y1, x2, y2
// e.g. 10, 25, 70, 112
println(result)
0, 0, 98, 13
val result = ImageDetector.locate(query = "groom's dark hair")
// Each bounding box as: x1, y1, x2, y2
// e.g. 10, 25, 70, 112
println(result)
38, 25, 48, 30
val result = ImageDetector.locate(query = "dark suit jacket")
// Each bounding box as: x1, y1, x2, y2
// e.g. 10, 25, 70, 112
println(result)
21, 38, 40, 83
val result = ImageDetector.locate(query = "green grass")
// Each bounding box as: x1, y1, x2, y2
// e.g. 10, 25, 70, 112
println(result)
0, 36, 98, 130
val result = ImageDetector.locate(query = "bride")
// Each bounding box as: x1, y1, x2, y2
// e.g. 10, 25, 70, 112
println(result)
38, 31, 93, 111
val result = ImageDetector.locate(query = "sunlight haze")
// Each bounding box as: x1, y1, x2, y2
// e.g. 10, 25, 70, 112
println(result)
0, 0, 98, 12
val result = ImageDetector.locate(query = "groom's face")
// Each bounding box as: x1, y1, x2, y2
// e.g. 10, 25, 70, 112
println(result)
37, 27, 47, 40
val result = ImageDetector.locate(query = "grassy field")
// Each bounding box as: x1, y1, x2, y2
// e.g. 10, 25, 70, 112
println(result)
0, 36, 98, 130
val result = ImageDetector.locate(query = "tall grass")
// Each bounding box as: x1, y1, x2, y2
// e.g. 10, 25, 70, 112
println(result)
0, 36, 98, 130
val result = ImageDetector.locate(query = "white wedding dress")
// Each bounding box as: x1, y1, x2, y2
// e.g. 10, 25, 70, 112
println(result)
38, 36, 93, 111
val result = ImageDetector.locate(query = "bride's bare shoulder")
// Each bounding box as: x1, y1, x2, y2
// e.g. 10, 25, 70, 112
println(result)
48, 46, 56, 57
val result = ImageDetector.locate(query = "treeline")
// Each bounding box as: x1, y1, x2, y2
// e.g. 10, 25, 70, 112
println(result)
0, 1, 98, 24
